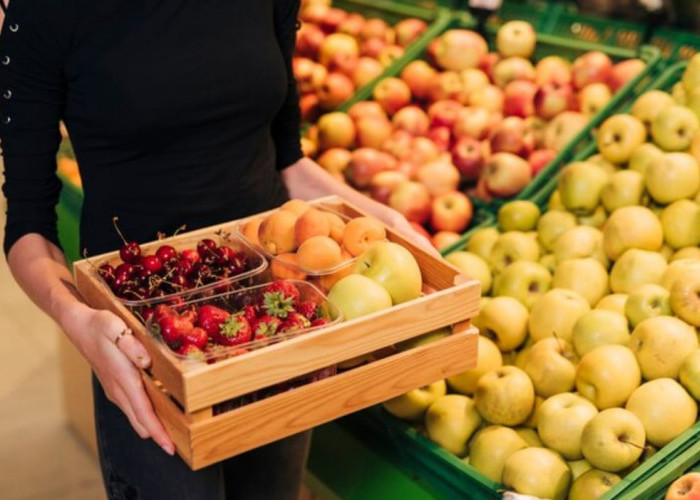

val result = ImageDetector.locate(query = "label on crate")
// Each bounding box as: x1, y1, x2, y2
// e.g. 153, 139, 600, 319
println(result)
468, 0, 502, 10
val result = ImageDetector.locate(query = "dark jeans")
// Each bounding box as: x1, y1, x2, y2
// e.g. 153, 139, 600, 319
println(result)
92, 375, 311, 500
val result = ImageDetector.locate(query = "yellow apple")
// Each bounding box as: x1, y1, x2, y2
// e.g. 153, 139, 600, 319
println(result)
595, 293, 629, 316
651, 105, 700, 152
498, 200, 541, 232
468, 426, 529, 482
447, 336, 502, 395
597, 114, 647, 164
580, 408, 646, 473
537, 393, 598, 460
601, 170, 646, 213
474, 366, 535, 426
662, 259, 700, 290
576, 345, 641, 409
558, 161, 610, 215
382, 380, 447, 421
476, 296, 529, 352
515, 427, 543, 447
554, 226, 608, 268
660, 200, 700, 249
537, 210, 578, 252
569, 469, 622, 500
553, 257, 609, 306
576, 205, 607, 230
672, 247, 700, 261
631, 90, 676, 132
548, 189, 565, 210
522, 337, 578, 398
628, 142, 664, 176
489, 231, 541, 273
572, 309, 630, 357
540, 253, 557, 275
466, 227, 500, 262
446, 251, 492, 295
624, 284, 671, 327
603, 206, 663, 261
680, 349, 700, 400
629, 316, 699, 379
568, 459, 594, 481
492, 261, 552, 309
502, 447, 571, 500
529, 288, 591, 343
609, 249, 668, 294
645, 153, 700, 204
671, 270, 700, 326
425, 394, 482, 456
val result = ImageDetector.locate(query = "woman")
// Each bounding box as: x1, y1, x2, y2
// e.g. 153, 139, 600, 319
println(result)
0, 1, 427, 498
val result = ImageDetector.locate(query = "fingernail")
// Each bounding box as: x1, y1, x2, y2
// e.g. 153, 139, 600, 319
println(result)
162, 443, 174, 455
137, 355, 150, 368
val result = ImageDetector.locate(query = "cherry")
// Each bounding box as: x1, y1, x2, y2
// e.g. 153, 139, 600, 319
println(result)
98, 264, 116, 285
140, 307, 155, 323
156, 245, 177, 263
215, 246, 236, 266
136, 267, 153, 282
115, 262, 135, 278
112, 217, 142, 264
197, 238, 217, 257
141, 255, 163, 273
180, 249, 201, 266
176, 259, 194, 277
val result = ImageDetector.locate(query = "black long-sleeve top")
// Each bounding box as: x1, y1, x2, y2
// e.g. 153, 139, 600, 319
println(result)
0, 0, 302, 256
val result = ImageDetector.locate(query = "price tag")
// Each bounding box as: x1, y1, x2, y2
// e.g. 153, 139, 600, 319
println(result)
468, 0, 502, 10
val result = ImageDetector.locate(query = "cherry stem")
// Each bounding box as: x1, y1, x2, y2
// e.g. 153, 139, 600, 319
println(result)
173, 224, 187, 237
82, 249, 103, 273
112, 216, 128, 245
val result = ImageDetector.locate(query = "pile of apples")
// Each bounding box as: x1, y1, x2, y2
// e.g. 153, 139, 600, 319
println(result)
381, 59, 700, 500
304, 20, 645, 243
295, 0, 428, 122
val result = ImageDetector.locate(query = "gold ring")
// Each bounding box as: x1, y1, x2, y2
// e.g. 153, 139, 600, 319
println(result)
114, 328, 132, 346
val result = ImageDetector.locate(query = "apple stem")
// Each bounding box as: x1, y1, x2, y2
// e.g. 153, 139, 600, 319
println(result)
619, 437, 649, 451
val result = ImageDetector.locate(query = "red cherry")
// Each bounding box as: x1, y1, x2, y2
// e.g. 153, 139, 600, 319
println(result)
197, 239, 217, 257
98, 264, 116, 285
180, 249, 201, 266
115, 263, 135, 278
141, 255, 163, 273
156, 245, 177, 263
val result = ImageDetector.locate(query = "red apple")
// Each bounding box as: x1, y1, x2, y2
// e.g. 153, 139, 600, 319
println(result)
327, 52, 359, 79
360, 18, 389, 42
369, 170, 408, 205
300, 4, 329, 24
452, 137, 485, 180
346, 148, 397, 188
347, 101, 387, 123
571, 51, 613, 90
426, 38, 440, 66
524, 116, 547, 149
415, 160, 461, 196
528, 148, 556, 176
482, 153, 532, 197
392, 106, 430, 136
453, 107, 497, 140
294, 57, 319, 94
317, 112, 355, 151
665, 472, 700, 500
337, 13, 366, 38
434, 29, 488, 71
472, 173, 493, 202
373, 77, 411, 115
296, 23, 326, 59
428, 100, 463, 129
400, 60, 438, 101
378, 45, 405, 68
395, 18, 428, 47
355, 117, 393, 149
397, 160, 420, 180
388, 181, 432, 225
535, 56, 572, 86
479, 52, 501, 82
410, 136, 440, 165
489, 116, 536, 158
608, 58, 645, 92
492, 57, 536, 88
317, 148, 352, 176
360, 37, 387, 58
503, 80, 538, 118
533, 82, 576, 119
432, 230, 462, 251
319, 8, 348, 34
352, 57, 384, 87
382, 129, 414, 161
471, 85, 505, 113
431, 191, 473, 233
427, 126, 453, 153
300, 93, 320, 122
428, 71, 465, 102
318, 72, 355, 109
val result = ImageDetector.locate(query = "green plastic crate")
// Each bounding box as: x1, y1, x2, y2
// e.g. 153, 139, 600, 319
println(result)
486, 0, 553, 32
546, 7, 646, 52
652, 27, 700, 62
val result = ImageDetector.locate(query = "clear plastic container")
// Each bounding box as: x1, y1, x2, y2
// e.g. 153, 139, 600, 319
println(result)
144, 279, 343, 364
94, 230, 268, 310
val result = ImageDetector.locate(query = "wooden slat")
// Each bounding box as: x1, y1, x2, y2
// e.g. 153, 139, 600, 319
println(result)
186, 327, 478, 470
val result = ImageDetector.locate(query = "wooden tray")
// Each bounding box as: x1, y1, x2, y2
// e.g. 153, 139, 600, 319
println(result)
74, 196, 480, 469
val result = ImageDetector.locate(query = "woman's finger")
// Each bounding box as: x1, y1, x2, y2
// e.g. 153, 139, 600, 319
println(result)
114, 329, 152, 369
110, 384, 150, 439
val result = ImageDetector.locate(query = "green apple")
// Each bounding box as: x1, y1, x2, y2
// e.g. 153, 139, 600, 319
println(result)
522, 337, 578, 398
572, 309, 630, 357
625, 378, 698, 447
601, 170, 646, 213
603, 206, 663, 261
629, 316, 699, 380
474, 366, 535, 426
680, 349, 700, 400
661, 258, 700, 289
492, 261, 552, 309
466, 227, 500, 262
425, 394, 482, 457
624, 284, 671, 327
354, 241, 422, 304
631, 90, 676, 132
576, 345, 641, 409
609, 249, 668, 294
651, 105, 700, 152
595, 293, 629, 316
529, 288, 591, 343
553, 257, 609, 306
569, 469, 622, 500
671, 270, 700, 327
671, 247, 700, 261
498, 200, 541, 231
628, 142, 664, 176
489, 231, 540, 273
383, 380, 447, 421
468, 426, 529, 483
568, 459, 594, 481
597, 114, 647, 164
476, 296, 529, 351
661, 200, 700, 249
537, 393, 598, 460
645, 153, 700, 204
515, 427, 543, 447
446, 251, 492, 295
447, 335, 502, 395
537, 210, 578, 252
580, 408, 645, 473
502, 447, 571, 500
328, 274, 393, 320
558, 162, 609, 215
554, 226, 608, 268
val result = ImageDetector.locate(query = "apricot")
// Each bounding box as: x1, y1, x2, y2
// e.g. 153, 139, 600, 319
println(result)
258, 211, 298, 255
318, 260, 354, 290
295, 208, 331, 246
297, 235, 343, 271
342, 216, 387, 257
270, 253, 308, 281
240, 217, 263, 248
280, 199, 311, 217
325, 212, 346, 244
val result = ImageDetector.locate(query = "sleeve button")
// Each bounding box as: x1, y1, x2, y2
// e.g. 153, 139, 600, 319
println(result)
9, 24, 18, 33
2, 56, 10, 66
3, 89, 11, 99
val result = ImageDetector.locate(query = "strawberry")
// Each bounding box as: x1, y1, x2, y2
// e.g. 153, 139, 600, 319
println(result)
180, 308, 197, 325
176, 344, 206, 360
253, 314, 282, 339
296, 301, 319, 321
310, 317, 330, 328
242, 304, 259, 324
153, 304, 176, 322
263, 280, 301, 304
196, 305, 230, 336
280, 312, 311, 333
213, 315, 253, 346
183, 326, 208, 349
156, 314, 193, 349
261, 291, 295, 319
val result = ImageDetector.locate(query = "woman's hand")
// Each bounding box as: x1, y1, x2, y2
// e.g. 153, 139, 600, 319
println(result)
66, 304, 175, 455
282, 157, 440, 256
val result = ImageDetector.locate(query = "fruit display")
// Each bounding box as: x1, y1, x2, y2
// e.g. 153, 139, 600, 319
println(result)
295, 0, 430, 122
380, 60, 700, 500
304, 20, 647, 244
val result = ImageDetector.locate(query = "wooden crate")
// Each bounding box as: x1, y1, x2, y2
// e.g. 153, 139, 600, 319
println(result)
74, 196, 480, 469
